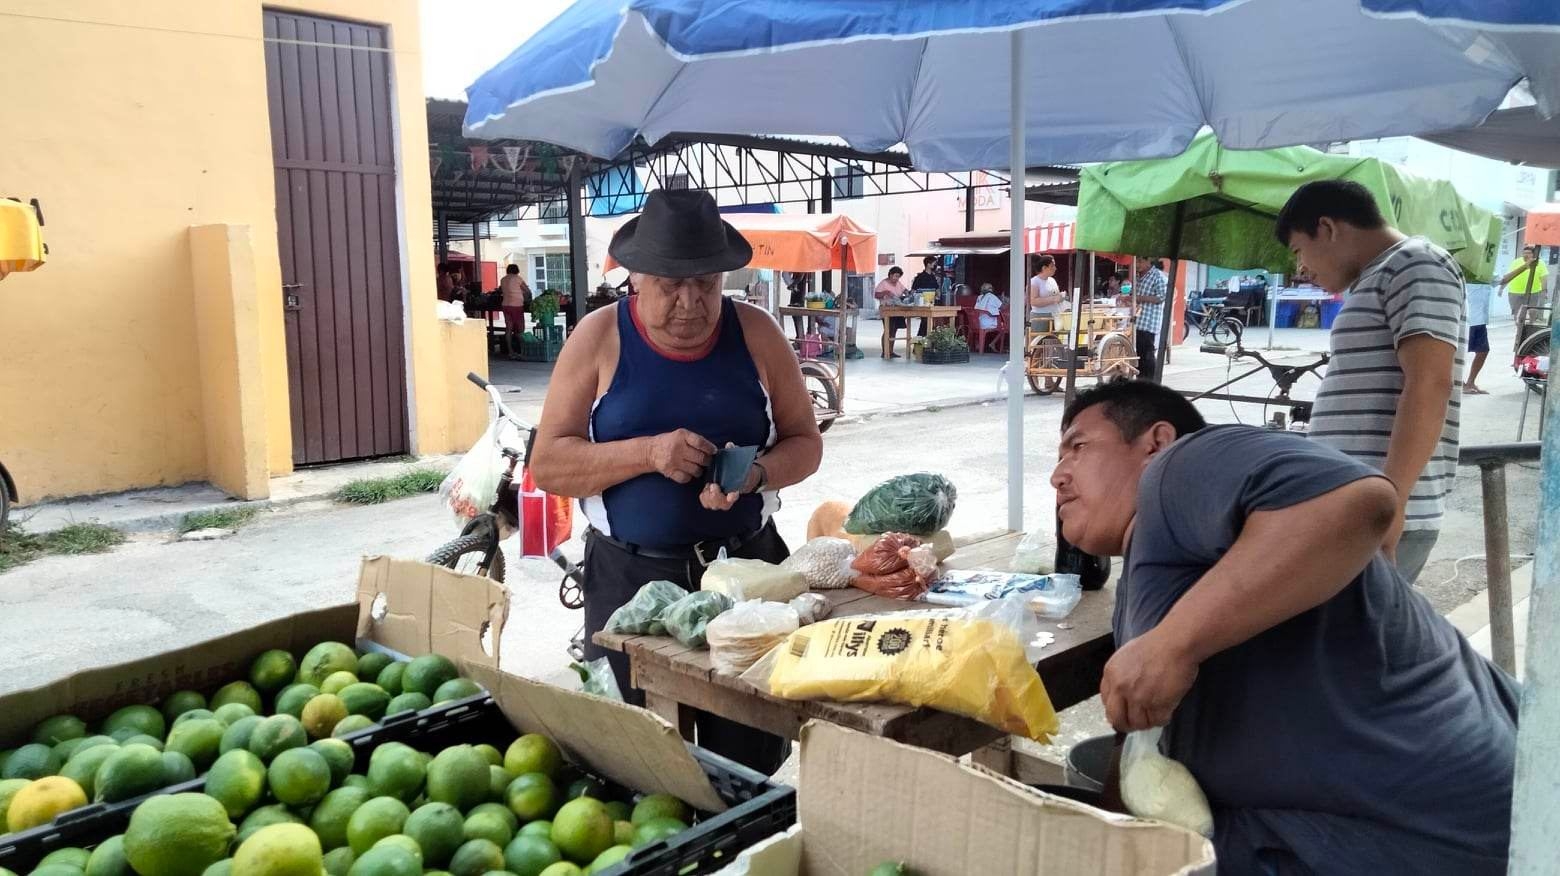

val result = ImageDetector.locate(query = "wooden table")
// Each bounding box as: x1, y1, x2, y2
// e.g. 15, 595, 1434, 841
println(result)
878, 305, 961, 357
593, 531, 1115, 762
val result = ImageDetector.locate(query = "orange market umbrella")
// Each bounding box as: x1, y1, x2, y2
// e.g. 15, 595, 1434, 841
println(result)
606, 212, 877, 273
1525, 203, 1560, 247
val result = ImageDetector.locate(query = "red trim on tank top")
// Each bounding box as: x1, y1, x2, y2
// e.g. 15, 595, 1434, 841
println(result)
628, 296, 722, 362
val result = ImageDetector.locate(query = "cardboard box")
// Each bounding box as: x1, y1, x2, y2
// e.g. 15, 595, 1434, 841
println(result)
715, 722, 1215, 876
0, 556, 507, 745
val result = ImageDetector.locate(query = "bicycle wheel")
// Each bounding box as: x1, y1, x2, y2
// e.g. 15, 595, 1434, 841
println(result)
801, 364, 840, 433
1516, 329, 1550, 395
1026, 334, 1065, 395
1210, 317, 1243, 346
427, 531, 507, 582
0, 475, 9, 546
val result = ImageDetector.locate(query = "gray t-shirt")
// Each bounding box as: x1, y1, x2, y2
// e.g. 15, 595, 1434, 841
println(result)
1119, 425, 1517, 874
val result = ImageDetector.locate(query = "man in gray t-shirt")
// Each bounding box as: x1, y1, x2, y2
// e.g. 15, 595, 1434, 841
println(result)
1053, 381, 1517, 874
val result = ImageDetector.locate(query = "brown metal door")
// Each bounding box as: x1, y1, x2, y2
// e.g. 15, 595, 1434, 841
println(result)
264, 10, 408, 465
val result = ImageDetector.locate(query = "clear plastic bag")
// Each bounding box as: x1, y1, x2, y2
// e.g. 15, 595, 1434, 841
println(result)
787, 593, 831, 625
843, 473, 957, 536
708, 600, 801, 675
1010, 526, 1053, 574
780, 537, 858, 590
602, 580, 687, 636
439, 419, 517, 527
849, 534, 939, 600
701, 551, 807, 602
743, 595, 1059, 741
1120, 727, 1214, 837
1032, 574, 1081, 619
570, 657, 624, 701
663, 590, 734, 648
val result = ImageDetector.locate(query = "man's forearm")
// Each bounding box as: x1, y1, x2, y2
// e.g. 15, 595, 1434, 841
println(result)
531, 435, 652, 498
756, 434, 822, 492
1383, 375, 1451, 508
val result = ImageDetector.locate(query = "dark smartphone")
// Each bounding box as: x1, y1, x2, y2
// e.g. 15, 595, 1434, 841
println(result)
708, 445, 759, 494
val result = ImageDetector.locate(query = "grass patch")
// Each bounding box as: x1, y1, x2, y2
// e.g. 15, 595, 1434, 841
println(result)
0, 522, 126, 573
335, 468, 446, 505
179, 506, 259, 533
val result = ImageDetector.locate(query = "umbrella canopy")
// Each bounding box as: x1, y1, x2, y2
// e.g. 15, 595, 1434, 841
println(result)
1075, 133, 1505, 281
464, 0, 1555, 171
1524, 203, 1560, 247
1423, 105, 1560, 170
604, 212, 877, 273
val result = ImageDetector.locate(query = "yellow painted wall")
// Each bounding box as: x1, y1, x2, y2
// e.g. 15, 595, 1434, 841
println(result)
189, 224, 270, 499
0, 0, 478, 503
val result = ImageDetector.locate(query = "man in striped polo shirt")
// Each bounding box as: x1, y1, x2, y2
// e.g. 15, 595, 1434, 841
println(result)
1276, 180, 1464, 583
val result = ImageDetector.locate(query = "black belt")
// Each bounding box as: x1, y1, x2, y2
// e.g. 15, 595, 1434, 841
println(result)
586, 523, 769, 566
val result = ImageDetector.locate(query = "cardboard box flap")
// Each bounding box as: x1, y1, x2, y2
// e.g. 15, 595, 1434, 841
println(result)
467, 666, 727, 814
797, 722, 1214, 876
356, 556, 508, 671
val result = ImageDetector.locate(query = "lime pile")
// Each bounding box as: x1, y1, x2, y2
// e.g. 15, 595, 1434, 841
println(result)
0, 643, 488, 838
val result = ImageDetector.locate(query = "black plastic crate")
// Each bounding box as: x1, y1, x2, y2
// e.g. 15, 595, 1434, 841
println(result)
0, 695, 794, 876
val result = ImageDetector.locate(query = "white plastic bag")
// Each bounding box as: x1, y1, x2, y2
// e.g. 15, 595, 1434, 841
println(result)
702, 551, 807, 602
1032, 573, 1081, 619
787, 593, 831, 625
436, 299, 467, 323
1120, 727, 1214, 837
779, 537, 857, 590
1011, 527, 1053, 574
440, 420, 510, 527
707, 600, 800, 675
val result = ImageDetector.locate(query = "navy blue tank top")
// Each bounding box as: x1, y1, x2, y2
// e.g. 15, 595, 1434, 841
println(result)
587, 298, 774, 546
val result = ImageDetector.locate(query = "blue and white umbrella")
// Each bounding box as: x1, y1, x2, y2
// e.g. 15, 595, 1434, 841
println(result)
463, 0, 1557, 535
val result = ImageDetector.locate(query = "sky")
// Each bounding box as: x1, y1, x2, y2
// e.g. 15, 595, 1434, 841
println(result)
421, 0, 573, 100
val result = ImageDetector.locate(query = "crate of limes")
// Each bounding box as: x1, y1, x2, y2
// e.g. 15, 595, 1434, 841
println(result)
0, 694, 794, 876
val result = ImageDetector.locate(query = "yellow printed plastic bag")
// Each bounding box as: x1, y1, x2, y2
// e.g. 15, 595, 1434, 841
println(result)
749, 597, 1058, 741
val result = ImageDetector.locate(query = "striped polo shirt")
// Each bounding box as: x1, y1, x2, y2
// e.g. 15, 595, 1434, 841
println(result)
1309, 237, 1465, 532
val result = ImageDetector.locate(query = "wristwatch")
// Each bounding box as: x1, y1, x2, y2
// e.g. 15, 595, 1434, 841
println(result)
747, 462, 769, 494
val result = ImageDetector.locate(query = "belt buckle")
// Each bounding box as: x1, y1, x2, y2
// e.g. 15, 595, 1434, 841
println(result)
694, 540, 716, 568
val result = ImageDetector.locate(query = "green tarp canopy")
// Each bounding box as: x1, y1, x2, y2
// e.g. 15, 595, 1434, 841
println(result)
1075, 133, 1503, 282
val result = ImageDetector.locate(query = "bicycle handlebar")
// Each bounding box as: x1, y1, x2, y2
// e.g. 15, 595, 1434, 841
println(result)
467, 372, 490, 390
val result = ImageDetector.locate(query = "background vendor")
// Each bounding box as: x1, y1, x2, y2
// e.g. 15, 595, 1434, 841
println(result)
529, 189, 823, 776
1052, 380, 1516, 873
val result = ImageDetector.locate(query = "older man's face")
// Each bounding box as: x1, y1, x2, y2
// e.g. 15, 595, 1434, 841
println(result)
633, 272, 724, 346
1051, 405, 1151, 556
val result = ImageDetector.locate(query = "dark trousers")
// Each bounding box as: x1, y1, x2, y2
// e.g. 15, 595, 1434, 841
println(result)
1136, 329, 1158, 382
581, 523, 791, 776
888, 316, 929, 337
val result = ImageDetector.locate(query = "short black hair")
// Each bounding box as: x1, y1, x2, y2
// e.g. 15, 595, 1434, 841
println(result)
923, 255, 937, 267
1523, 244, 1539, 255
888, 266, 904, 277
437, 262, 451, 272
1062, 379, 1206, 441
1033, 254, 1056, 271
505, 263, 520, 275
1275, 180, 1387, 245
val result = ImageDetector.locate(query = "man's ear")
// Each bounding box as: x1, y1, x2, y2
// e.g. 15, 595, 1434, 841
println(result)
1317, 217, 1337, 243
1143, 421, 1180, 455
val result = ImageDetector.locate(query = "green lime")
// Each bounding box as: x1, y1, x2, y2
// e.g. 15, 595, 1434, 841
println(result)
320, 672, 359, 697
0, 777, 27, 832
375, 663, 408, 696
402, 655, 459, 699
237, 804, 305, 844
232, 823, 322, 876
40, 846, 91, 869
472, 745, 503, 768
249, 649, 298, 695
123, 792, 236, 876
302, 695, 351, 740
503, 736, 562, 780
383, 693, 430, 718
60, 744, 119, 800
332, 716, 376, 738
505, 773, 558, 822
404, 802, 466, 868
202, 860, 232, 876
550, 798, 613, 865
630, 817, 686, 848
342, 774, 372, 791
247, 715, 308, 763
275, 685, 321, 720
310, 739, 355, 785
166, 718, 225, 771
427, 745, 490, 812
344, 844, 419, 876
103, 705, 167, 741
563, 779, 605, 804
629, 794, 689, 827
536, 863, 583, 876
354, 653, 394, 683
161, 691, 208, 724
503, 835, 562, 876
322, 847, 356, 876
299, 642, 358, 688
33, 866, 89, 876
3, 743, 61, 780
94, 743, 166, 803
488, 766, 516, 803
310, 786, 371, 851
220, 716, 264, 755
432, 678, 484, 704
517, 821, 551, 841
367, 743, 426, 802
448, 839, 504, 876
123, 734, 164, 751
33, 715, 88, 746
268, 747, 332, 807
56, 735, 115, 762
161, 750, 197, 784
337, 684, 391, 721
371, 835, 423, 864
205, 750, 268, 819
346, 796, 410, 856
212, 703, 257, 728
211, 682, 263, 714
585, 845, 630, 874
601, 802, 630, 824
463, 805, 515, 848
84, 834, 132, 876
612, 821, 633, 847
173, 709, 217, 728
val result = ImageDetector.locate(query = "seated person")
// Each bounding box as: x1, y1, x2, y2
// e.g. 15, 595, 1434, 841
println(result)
1052, 380, 1517, 875
975, 282, 1004, 330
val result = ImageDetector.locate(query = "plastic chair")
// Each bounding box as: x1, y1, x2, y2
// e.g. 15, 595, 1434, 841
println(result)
973, 310, 1008, 354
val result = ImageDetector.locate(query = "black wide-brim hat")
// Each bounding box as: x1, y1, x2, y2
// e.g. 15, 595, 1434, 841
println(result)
609, 189, 752, 278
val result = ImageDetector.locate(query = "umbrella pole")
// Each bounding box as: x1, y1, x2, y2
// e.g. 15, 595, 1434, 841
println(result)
1006, 30, 1026, 533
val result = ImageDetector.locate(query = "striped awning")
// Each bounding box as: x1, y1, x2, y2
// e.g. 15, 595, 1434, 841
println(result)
1024, 222, 1075, 254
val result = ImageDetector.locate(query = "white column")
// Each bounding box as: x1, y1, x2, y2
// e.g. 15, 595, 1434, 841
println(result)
1006, 30, 1026, 533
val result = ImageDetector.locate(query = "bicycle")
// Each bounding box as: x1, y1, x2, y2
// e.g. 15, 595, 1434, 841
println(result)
1183, 299, 1245, 347
427, 372, 586, 612
1186, 339, 1330, 429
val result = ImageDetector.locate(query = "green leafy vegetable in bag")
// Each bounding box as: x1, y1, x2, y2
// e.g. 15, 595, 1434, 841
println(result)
602, 580, 687, 635
662, 591, 734, 648
844, 473, 957, 536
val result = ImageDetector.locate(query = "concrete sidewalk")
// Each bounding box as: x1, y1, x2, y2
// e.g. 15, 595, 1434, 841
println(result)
1447, 560, 1534, 680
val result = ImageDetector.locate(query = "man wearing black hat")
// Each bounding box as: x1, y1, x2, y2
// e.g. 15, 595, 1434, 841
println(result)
529, 189, 823, 775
